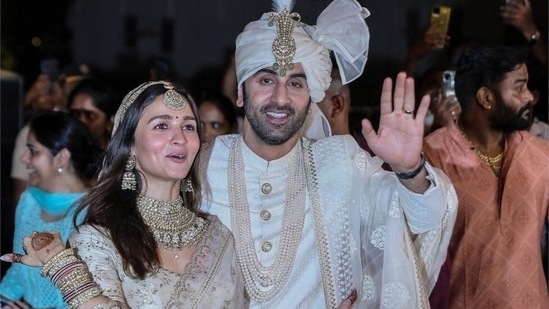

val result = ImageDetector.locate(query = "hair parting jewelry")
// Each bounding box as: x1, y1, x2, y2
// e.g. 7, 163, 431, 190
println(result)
163, 84, 187, 110
112, 81, 188, 136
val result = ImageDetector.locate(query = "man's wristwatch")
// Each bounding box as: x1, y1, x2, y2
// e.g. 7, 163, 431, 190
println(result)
528, 30, 540, 45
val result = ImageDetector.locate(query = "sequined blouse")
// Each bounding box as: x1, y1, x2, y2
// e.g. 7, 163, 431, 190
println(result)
69, 215, 248, 308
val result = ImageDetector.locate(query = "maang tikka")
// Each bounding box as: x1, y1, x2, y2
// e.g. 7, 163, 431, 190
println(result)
112, 81, 189, 137
163, 84, 186, 110
121, 154, 137, 191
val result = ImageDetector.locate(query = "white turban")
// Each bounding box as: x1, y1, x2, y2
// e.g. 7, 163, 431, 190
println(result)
235, 0, 370, 103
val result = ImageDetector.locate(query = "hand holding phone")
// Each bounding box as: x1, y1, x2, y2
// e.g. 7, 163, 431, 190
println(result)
40, 59, 60, 82
500, 0, 537, 40
442, 70, 455, 98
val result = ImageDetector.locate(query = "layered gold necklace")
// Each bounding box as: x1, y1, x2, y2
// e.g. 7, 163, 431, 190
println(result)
137, 195, 208, 258
458, 123, 504, 176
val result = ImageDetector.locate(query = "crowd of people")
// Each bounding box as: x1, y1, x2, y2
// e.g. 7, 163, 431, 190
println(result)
0, 0, 547, 308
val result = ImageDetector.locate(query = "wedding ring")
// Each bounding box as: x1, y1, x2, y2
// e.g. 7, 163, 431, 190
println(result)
11, 253, 23, 263
403, 109, 413, 115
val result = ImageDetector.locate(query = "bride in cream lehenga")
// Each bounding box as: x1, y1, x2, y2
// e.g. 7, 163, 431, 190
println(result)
2, 81, 248, 309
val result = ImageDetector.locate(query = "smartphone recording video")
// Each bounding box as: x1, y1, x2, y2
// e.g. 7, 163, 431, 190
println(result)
40, 58, 60, 82
427, 5, 451, 49
442, 70, 455, 98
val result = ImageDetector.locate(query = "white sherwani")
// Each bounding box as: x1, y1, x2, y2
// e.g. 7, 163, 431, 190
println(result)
201, 134, 457, 308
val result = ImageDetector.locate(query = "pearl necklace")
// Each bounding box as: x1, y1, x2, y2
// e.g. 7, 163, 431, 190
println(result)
137, 195, 208, 258
228, 137, 307, 302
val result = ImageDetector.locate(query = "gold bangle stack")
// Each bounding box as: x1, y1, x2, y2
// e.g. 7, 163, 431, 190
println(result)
41, 248, 76, 277
40, 248, 102, 309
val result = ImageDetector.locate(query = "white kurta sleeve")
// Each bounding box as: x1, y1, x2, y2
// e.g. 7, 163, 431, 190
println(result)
307, 135, 457, 308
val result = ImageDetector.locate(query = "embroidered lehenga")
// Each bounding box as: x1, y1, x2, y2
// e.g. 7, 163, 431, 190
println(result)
69, 216, 248, 308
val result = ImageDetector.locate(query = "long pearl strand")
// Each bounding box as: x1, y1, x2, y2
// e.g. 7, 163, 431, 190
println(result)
228, 137, 307, 302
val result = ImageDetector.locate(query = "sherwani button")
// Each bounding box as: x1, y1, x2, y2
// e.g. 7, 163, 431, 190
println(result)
261, 183, 272, 194
260, 210, 271, 221
261, 241, 272, 252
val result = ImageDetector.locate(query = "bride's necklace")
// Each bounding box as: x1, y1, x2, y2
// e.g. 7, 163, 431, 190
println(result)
228, 137, 307, 302
137, 194, 208, 259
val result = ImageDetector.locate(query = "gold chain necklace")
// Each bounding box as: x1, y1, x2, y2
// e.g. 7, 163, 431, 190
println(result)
137, 195, 208, 258
457, 123, 504, 176
228, 137, 307, 302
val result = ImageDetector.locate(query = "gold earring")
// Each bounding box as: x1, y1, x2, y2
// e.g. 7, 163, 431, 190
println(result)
121, 155, 137, 191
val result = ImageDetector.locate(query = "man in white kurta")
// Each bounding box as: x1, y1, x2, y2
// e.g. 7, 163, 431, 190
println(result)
201, 0, 457, 308
202, 135, 457, 308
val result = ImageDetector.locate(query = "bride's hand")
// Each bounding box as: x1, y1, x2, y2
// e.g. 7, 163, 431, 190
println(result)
0, 231, 66, 267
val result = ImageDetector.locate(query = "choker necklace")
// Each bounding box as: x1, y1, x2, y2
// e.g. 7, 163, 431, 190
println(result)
457, 122, 504, 176
137, 195, 208, 258
228, 137, 307, 302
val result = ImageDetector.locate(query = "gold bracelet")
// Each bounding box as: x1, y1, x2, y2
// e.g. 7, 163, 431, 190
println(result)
67, 286, 102, 309
49, 255, 81, 281
41, 248, 76, 277
57, 267, 90, 294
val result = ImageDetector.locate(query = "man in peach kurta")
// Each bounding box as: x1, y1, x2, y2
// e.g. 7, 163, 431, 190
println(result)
425, 124, 548, 308
424, 47, 549, 309
424, 46, 549, 308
